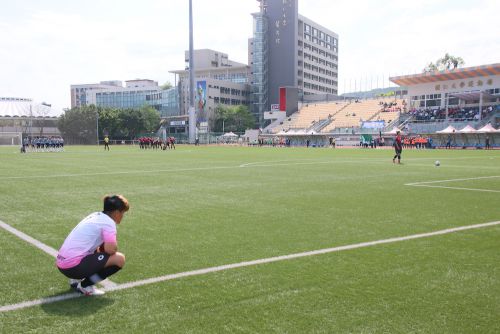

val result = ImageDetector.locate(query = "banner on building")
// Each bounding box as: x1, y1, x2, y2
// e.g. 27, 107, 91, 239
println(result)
195, 80, 207, 124
360, 120, 385, 129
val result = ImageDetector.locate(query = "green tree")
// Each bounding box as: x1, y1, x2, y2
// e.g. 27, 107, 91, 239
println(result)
423, 53, 465, 72
118, 108, 143, 139
58, 105, 161, 143
140, 105, 161, 134
117, 105, 160, 139
212, 105, 255, 132
98, 107, 120, 138
58, 105, 99, 144
423, 62, 439, 73
160, 81, 173, 90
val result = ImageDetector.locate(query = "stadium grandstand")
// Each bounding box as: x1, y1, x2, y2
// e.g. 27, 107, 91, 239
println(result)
390, 63, 500, 134
261, 63, 499, 148
266, 97, 404, 135
0, 97, 60, 145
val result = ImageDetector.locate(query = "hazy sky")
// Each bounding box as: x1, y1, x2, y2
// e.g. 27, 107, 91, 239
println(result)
1, 0, 499, 115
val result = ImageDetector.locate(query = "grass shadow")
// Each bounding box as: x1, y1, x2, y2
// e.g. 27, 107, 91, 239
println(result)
41, 290, 115, 316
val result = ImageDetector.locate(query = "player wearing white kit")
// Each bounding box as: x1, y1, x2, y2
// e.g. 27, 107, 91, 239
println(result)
56, 195, 129, 295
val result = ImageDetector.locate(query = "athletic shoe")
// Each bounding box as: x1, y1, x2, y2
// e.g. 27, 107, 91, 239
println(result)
392, 158, 395, 163
76, 282, 105, 296
69, 279, 81, 289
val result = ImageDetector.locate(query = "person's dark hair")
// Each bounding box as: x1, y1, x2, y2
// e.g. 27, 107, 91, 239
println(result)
103, 195, 130, 213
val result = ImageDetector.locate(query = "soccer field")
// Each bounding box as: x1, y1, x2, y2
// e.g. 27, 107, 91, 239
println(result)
0, 145, 499, 333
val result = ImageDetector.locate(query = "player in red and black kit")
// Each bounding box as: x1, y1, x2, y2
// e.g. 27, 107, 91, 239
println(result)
393, 131, 402, 164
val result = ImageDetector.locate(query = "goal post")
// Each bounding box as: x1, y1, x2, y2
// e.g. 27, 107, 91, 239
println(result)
0, 132, 22, 146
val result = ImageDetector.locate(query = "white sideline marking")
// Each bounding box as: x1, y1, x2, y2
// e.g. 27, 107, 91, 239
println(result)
0, 220, 58, 258
1, 220, 499, 313
0, 160, 360, 180
406, 175, 500, 193
239, 159, 317, 168
1, 156, 497, 180
0, 220, 117, 289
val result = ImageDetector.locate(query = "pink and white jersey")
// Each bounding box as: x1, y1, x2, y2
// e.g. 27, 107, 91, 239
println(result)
56, 212, 117, 269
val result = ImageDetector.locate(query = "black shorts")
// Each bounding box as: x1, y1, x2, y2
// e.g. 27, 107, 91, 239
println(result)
58, 253, 110, 279
395, 148, 402, 155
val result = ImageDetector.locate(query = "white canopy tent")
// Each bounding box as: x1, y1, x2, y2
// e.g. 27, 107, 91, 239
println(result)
383, 127, 403, 135
458, 125, 477, 133
436, 125, 457, 134
477, 123, 499, 133
222, 132, 238, 137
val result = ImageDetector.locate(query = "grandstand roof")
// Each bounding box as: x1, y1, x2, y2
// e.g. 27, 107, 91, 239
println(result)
390, 63, 500, 86
0, 97, 52, 117
450, 91, 496, 101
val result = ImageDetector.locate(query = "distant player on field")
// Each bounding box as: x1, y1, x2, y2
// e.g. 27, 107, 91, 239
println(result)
393, 130, 403, 164
104, 136, 110, 151
56, 195, 130, 296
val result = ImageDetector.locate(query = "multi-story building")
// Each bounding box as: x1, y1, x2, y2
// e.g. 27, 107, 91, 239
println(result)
86, 79, 161, 109
70, 79, 180, 118
249, 0, 339, 124
170, 49, 252, 132
70, 1, 339, 130
70, 81, 122, 108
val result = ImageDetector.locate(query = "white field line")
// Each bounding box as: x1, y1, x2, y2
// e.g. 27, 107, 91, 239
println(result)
406, 175, 500, 186
0, 156, 496, 181
238, 159, 317, 168
405, 175, 500, 193
404, 163, 500, 170
406, 185, 500, 193
0, 220, 116, 289
1, 220, 499, 313
0, 159, 372, 180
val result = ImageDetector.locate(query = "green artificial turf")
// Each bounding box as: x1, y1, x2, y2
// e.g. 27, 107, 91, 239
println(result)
0, 145, 498, 333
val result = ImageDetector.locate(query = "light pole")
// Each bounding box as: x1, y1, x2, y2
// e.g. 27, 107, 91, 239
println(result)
188, 0, 196, 144
96, 110, 99, 146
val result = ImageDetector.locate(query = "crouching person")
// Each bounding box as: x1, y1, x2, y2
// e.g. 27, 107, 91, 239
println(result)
56, 195, 129, 295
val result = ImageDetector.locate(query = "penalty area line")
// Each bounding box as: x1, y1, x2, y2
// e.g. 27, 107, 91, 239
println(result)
1, 220, 499, 313
405, 175, 500, 193
407, 184, 500, 193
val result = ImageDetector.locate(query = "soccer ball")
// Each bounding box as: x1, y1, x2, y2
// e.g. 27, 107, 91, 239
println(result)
435, 160, 440, 166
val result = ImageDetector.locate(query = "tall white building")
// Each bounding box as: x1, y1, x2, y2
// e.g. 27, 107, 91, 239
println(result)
249, 0, 339, 125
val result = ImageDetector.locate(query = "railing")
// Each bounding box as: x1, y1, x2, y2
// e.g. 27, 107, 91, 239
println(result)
308, 118, 332, 132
